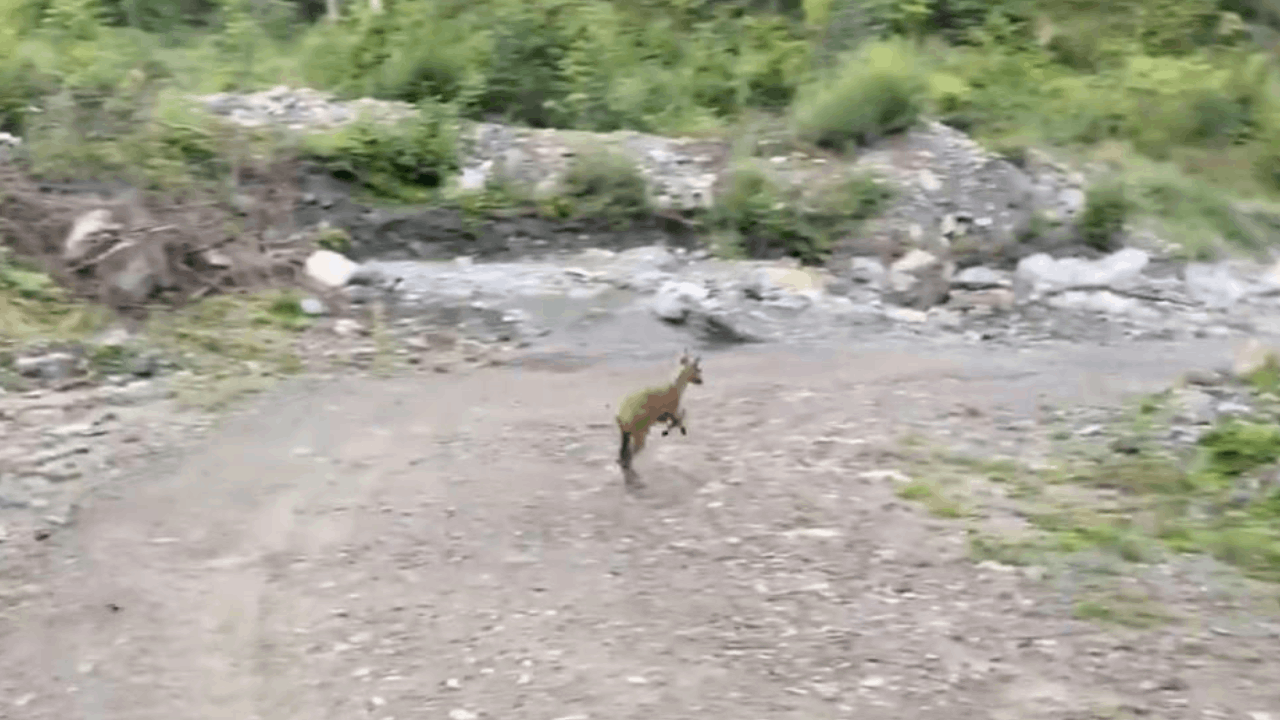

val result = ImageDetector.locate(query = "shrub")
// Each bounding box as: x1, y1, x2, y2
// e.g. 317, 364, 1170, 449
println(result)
26, 88, 249, 192
301, 101, 460, 202
557, 146, 651, 226
1079, 180, 1128, 251
790, 37, 928, 151
712, 161, 891, 264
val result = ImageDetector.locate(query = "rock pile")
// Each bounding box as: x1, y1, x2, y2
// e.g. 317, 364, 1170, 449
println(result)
197, 87, 1098, 263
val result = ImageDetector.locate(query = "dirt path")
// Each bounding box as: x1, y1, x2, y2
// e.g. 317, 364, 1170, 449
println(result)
2, 341, 1278, 720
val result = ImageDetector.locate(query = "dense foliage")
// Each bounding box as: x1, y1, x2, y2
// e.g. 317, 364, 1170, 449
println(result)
4, 0, 1280, 254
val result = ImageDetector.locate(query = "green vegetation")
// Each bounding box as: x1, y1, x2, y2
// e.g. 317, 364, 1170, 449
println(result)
1072, 589, 1174, 629
144, 289, 314, 409
556, 146, 653, 226
712, 161, 891, 263
901, 384, 1280, 586
1080, 179, 1128, 251
790, 36, 926, 150
895, 477, 968, 518
299, 101, 460, 202
0, 246, 107, 341
0, 0, 1277, 262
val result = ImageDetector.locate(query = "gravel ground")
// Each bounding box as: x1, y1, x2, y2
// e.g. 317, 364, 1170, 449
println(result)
1, 338, 1277, 720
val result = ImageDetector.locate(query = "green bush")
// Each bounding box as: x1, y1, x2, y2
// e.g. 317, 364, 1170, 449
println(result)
301, 101, 460, 201
1121, 162, 1266, 256
557, 147, 651, 226
1079, 181, 1128, 251
712, 161, 891, 263
790, 37, 927, 151
295, 0, 810, 135
25, 88, 261, 192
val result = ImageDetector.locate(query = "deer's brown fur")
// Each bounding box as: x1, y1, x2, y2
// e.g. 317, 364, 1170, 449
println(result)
615, 351, 703, 485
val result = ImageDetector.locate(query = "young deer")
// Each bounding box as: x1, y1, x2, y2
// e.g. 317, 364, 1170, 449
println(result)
615, 351, 703, 485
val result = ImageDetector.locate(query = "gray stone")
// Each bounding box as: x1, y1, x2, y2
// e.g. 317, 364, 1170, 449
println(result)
1058, 187, 1086, 217
14, 353, 78, 381
1170, 388, 1216, 424
850, 257, 886, 286
883, 306, 929, 324
1045, 290, 1159, 319
1216, 400, 1253, 418
825, 277, 854, 297
948, 288, 1015, 313
1014, 248, 1149, 302
347, 266, 390, 287
885, 249, 952, 309
951, 266, 1011, 290
1183, 262, 1246, 309
650, 280, 708, 323
918, 169, 942, 193
300, 297, 327, 316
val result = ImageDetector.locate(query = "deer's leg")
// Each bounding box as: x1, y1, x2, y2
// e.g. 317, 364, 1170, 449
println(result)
657, 411, 679, 437
631, 426, 649, 456
618, 429, 633, 470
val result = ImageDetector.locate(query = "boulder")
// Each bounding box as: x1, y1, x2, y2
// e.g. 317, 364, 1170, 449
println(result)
63, 209, 122, 263
951, 266, 1011, 290
650, 280, 709, 323
1014, 248, 1149, 302
884, 249, 953, 309
1183, 262, 1246, 309
305, 249, 360, 288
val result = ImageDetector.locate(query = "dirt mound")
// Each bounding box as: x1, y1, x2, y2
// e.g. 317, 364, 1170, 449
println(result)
0, 161, 312, 317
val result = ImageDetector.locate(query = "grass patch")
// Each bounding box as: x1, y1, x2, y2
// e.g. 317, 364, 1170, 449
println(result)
1110, 154, 1280, 259
896, 478, 967, 518
1073, 590, 1174, 629
26, 88, 277, 194
968, 533, 1044, 566
0, 248, 109, 344
907, 390, 1280, 584
142, 289, 312, 409
1022, 419, 1280, 581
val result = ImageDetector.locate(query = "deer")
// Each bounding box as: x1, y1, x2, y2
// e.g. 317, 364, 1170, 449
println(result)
614, 350, 703, 487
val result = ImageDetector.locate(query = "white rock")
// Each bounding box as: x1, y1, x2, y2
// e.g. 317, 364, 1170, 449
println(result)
1058, 187, 1086, 216
305, 250, 359, 288
890, 248, 940, 275
1183, 262, 1246, 309
458, 161, 492, 191
650, 280, 708, 323
917, 169, 942, 193
883, 306, 929, 324
63, 208, 120, 262
1014, 248, 1149, 301
333, 318, 365, 338
1045, 290, 1159, 319
951, 266, 1011, 289
300, 297, 326, 315
850, 257, 886, 286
